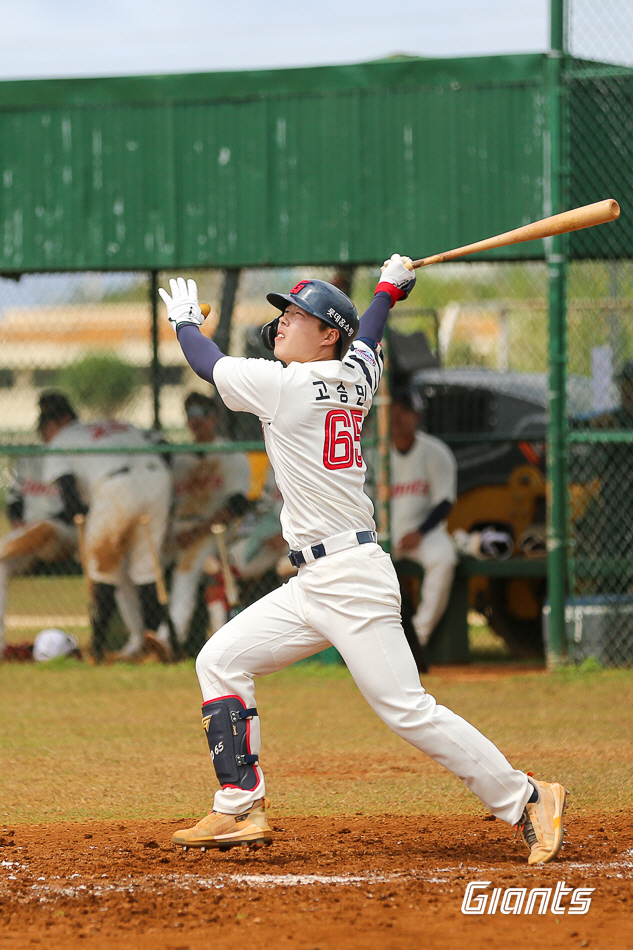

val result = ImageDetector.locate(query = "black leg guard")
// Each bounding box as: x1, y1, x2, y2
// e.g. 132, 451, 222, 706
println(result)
201, 697, 259, 792
91, 583, 117, 662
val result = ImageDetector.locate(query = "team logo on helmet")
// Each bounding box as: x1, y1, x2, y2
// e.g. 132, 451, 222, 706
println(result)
290, 280, 312, 295
263, 278, 359, 358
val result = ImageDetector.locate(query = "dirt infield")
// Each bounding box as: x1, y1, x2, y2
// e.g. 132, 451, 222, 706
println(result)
1, 813, 631, 950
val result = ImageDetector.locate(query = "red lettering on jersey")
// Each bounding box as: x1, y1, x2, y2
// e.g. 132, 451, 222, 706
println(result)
391, 480, 430, 497
323, 409, 363, 470
20, 479, 59, 497
90, 421, 130, 441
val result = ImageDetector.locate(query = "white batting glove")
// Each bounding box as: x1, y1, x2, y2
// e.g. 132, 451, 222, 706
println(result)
158, 277, 204, 332
375, 253, 416, 307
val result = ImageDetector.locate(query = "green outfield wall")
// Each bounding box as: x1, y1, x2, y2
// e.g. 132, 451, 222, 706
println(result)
0, 53, 592, 273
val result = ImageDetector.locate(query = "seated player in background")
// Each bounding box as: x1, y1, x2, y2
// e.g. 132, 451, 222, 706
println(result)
39, 391, 173, 663
390, 387, 458, 670
159, 262, 567, 866
150, 391, 250, 657
0, 444, 77, 659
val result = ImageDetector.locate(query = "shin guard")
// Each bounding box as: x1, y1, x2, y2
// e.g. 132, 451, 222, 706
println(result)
201, 696, 259, 791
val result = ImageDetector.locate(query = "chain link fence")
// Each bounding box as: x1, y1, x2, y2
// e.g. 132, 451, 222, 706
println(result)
0, 261, 553, 662
564, 0, 633, 665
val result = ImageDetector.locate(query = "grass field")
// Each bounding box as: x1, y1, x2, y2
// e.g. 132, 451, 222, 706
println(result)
1, 659, 631, 825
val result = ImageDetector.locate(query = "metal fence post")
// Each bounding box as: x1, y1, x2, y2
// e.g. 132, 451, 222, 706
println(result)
215, 268, 241, 355
546, 0, 569, 666
149, 270, 162, 431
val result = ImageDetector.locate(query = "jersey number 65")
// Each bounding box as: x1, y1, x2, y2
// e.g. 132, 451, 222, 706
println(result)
323, 409, 363, 470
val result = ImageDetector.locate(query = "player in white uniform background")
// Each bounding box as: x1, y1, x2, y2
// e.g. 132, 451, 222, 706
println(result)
39, 392, 172, 662
390, 388, 458, 654
152, 391, 250, 655
0, 453, 77, 658
159, 263, 567, 866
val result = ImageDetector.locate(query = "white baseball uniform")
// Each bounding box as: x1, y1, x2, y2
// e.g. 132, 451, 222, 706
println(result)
0, 456, 76, 651
195, 343, 531, 825
162, 445, 250, 643
391, 432, 458, 645
43, 420, 172, 586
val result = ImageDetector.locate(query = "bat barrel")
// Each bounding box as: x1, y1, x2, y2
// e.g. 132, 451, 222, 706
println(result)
410, 198, 621, 269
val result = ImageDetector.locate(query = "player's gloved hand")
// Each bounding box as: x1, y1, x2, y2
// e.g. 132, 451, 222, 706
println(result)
159, 277, 204, 332
375, 253, 416, 307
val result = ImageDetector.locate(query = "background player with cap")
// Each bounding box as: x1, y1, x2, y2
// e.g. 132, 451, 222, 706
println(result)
151, 391, 250, 656
159, 262, 567, 866
390, 387, 458, 661
39, 391, 173, 662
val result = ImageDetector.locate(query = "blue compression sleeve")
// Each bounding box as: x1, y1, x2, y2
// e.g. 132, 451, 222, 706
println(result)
356, 291, 392, 349
419, 499, 453, 535
176, 325, 225, 384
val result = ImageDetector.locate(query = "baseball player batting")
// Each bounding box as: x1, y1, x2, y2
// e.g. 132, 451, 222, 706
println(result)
160, 263, 567, 864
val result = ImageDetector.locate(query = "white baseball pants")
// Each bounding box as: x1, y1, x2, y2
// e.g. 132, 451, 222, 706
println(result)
195, 540, 531, 825
85, 462, 171, 585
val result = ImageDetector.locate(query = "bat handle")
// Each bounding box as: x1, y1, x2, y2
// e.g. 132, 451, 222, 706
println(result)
73, 513, 94, 607
211, 523, 240, 608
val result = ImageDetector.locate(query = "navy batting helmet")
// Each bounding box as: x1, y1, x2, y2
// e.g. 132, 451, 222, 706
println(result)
261, 279, 359, 358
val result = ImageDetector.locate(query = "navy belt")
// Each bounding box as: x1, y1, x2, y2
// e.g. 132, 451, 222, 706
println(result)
289, 530, 377, 568
106, 465, 131, 479
106, 462, 160, 480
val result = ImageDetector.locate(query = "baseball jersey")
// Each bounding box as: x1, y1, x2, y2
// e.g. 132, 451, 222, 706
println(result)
213, 341, 384, 551
390, 431, 457, 546
7, 456, 65, 523
43, 420, 165, 500
171, 445, 250, 529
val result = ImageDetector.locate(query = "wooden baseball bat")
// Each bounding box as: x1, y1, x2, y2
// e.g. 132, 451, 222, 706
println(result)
139, 514, 181, 658
211, 523, 241, 614
200, 303, 211, 317
139, 515, 168, 604
408, 198, 620, 269
73, 514, 94, 614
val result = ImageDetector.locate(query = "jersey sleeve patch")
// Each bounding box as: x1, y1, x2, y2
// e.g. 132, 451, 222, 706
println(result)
345, 341, 384, 394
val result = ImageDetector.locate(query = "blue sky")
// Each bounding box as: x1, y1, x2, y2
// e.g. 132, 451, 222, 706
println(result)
0, 0, 553, 80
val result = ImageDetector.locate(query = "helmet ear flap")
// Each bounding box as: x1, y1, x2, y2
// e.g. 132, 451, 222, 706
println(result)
261, 317, 279, 351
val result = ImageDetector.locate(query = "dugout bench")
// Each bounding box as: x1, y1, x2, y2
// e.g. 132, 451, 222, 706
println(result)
302, 555, 547, 667
395, 555, 548, 664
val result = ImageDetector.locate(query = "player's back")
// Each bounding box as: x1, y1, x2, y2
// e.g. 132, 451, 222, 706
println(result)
46, 420, 165, 498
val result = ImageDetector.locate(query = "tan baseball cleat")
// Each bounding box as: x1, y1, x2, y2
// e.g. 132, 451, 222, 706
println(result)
172, 799, 273, 852
517, 776, 568, 865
